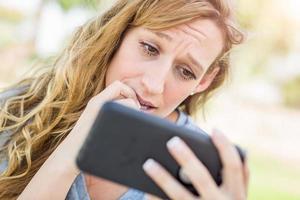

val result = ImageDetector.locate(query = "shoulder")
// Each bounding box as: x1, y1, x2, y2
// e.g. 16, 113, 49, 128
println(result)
0, 131, 10, 173
0, 85, 29, 172
0, 85, 29, 138
0, 85, 29, 105
66, 173, 91, 200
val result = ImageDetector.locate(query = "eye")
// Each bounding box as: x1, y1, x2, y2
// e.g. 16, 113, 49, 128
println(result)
139, 41, 159, 57
177, 66, 197, 81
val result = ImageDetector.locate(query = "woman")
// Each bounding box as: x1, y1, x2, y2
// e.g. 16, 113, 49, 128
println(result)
0, 0, 249, 199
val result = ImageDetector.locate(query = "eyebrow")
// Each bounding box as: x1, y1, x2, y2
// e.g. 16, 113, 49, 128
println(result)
187, 53, 204, 73
153, 31, 173, 42
151, 30, 204, 72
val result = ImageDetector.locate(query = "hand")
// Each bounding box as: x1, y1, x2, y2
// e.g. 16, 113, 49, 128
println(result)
143, 130, 250, 200
18, 80, 141, 199
54, 80, 141, 175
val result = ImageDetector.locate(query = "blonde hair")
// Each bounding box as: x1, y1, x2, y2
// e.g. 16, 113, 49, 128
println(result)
0, 0, 243, 198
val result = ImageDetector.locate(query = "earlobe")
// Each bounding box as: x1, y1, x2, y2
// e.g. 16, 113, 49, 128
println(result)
194, 67, 220, 94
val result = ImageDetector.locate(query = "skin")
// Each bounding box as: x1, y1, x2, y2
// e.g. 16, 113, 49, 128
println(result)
18, 18, 249, 200
85, 18, 249, 200
105, 19, 222, 120
143, 131, 249, 200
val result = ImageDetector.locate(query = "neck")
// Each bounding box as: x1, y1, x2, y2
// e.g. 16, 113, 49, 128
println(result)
166, 110, 179, 123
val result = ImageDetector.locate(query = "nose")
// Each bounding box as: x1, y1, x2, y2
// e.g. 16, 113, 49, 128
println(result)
141, 65, 169, 94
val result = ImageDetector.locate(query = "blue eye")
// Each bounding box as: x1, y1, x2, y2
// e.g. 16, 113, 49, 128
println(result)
139, 42, 159, 57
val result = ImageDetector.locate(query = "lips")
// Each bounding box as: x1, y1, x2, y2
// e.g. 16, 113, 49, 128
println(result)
136, 94, 157, 110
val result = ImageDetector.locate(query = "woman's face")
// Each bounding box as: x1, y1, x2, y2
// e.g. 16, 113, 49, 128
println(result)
105, 18, 224, 119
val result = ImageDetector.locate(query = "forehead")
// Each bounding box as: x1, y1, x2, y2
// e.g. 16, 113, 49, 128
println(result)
124, 18, 224, 71
154, 19, 224, 69
161, 19, 224, 53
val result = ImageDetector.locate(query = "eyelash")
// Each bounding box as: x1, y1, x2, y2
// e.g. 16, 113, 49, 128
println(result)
177, 66, 197, 81
139, 41, 159, 56
139, 41, 197, 81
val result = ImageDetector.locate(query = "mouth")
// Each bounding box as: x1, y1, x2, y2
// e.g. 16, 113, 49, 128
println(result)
136, 94, 157, 112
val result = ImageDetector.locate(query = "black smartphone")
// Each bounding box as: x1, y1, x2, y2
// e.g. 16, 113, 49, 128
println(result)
76, 101, 245, 199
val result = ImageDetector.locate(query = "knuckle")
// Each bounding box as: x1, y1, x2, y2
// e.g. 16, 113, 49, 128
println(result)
114, 80, 123, 87
118, 99, 137, 108
123, 99, 135, 105
234, 192, 247, 200
174, 193, 189, 200
128, 98, 136, 104
200, 172, 212, 184
87, 96, 97, 106
222, 139, 233, 150
87, 97, 101, 110
87, 93, 105, 107
164, 182, 188, 200
227, 159, 242, 172
246, 167, 250, 176
197, 175, 212, 190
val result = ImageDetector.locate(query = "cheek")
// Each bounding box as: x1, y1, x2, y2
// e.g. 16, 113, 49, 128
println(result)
105, 46, 141, 86
164, 83, 191, 108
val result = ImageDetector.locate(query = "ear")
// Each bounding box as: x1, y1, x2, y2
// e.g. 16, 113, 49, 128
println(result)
194, 67, 220, 94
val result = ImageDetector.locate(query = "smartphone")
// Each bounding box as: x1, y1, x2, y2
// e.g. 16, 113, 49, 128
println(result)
76, 101, 245, 199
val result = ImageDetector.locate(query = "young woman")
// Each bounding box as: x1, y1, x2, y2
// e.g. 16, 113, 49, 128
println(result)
0, 0, 249, 199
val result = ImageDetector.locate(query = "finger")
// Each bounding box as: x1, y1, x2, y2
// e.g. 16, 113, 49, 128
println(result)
243, 157, 250, 195
144, 193, 163, 200
166, 137, 219, 199
115, 98, 140, 110
211, 129, 244, 195
143, 158, 195, 200
95, 80, 140, 105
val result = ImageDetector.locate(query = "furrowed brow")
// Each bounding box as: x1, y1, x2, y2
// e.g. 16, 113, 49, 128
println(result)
153, 31, 173, 42
187, 53, 204, 73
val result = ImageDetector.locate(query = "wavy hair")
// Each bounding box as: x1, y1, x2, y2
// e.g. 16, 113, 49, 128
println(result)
0, 0, 243, 198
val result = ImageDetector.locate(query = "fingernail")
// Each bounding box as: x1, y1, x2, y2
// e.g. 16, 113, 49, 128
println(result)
143, 159, 158, 172
167, 136, 184, 151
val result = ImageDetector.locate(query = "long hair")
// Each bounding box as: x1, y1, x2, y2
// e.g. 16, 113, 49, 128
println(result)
0, 0, 243, 198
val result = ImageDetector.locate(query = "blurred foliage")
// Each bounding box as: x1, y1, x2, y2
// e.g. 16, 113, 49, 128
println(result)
0, 6, 22, 49
282, 77, 300, 108
54, 0, 99, 10
0, 1, 299, 200
0, 6, 23, 23
0, 25, 16, 49
249, 153, 300, 200
232, 0, 299, 95
236, 0, 268, 30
